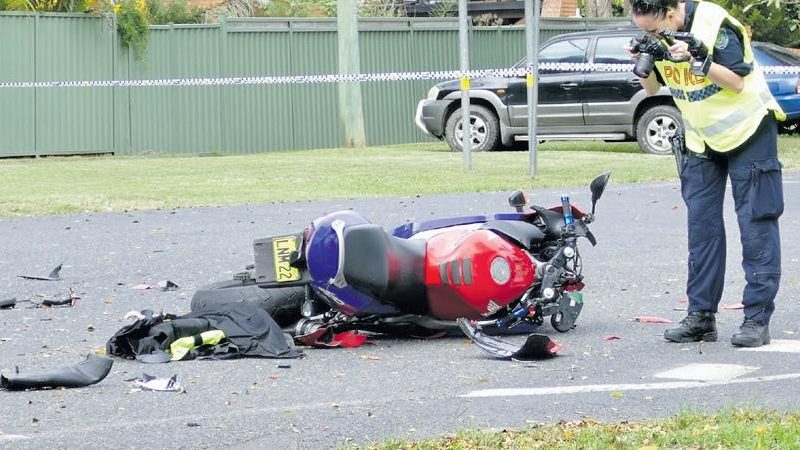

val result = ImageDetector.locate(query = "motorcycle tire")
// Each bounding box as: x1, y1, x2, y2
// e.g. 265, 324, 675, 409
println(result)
190, 279, 305, 328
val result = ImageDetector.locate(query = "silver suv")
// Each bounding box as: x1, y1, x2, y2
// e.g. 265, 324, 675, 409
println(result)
415, 28, 681, 155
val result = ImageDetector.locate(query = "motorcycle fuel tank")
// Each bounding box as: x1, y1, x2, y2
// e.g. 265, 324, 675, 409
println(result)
423, 227, 536, 320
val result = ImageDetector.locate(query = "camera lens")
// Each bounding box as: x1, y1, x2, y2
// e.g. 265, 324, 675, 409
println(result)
633, 53, 656, 78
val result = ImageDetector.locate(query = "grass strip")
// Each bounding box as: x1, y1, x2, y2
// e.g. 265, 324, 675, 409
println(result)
364, 408, 800, 449
0, 138, 797, 217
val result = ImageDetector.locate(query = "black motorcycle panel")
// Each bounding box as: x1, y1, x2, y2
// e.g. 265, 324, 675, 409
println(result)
480, 220, 546, 249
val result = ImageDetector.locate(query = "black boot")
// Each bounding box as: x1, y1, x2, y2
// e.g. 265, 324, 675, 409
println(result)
731, 318, 770, 347
664, 311, 717, 343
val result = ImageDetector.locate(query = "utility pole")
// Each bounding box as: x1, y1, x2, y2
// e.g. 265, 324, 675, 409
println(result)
525, 0, 540, 176
337, 0, 367, 148
458, 0, 472, 169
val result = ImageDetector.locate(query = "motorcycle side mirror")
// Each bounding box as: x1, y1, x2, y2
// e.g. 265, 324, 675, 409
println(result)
508, 190, 528, 213
589, 171, 612, 215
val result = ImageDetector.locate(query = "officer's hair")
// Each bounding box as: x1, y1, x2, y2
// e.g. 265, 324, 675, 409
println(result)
631, 0, 679, 20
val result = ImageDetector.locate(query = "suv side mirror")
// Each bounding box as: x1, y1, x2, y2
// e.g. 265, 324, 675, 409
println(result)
590, 171, 611, 215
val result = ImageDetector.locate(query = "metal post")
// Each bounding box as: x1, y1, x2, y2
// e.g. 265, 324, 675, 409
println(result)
337, 0, 367, 148
458, 0, 471, 169
525, 0, 540, 176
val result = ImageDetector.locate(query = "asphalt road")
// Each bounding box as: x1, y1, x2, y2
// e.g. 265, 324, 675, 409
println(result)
1, 173, 799, 449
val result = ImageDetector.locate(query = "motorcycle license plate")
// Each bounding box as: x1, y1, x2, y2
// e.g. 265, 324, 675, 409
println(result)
271, 236, 301, 282
253, 233, 304, 283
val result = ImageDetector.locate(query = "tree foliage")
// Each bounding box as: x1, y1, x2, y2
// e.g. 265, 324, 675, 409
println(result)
146, 0, 202, 24
722, 0, 800, 46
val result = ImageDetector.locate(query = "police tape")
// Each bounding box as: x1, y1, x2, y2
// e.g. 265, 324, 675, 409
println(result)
0, 62, 797, 89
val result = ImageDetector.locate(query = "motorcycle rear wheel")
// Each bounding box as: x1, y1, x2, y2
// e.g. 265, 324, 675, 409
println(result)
190, 279, 305, 328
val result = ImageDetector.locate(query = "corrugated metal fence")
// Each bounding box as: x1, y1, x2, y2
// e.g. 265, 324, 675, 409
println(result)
0, 13, 630, 157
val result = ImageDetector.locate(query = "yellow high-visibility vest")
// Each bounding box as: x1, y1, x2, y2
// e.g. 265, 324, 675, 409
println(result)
169, 329, 226, 361
654, 0, 785, 153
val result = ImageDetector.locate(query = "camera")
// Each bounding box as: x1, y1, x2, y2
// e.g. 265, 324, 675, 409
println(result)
659, 30, 711, 76
629, 34, 670, 78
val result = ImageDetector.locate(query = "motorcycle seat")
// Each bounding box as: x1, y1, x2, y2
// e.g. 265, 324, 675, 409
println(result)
343, 224, 428, 314
480, 220, 546, 250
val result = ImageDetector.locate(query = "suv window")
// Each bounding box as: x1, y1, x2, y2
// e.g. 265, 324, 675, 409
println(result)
594, 36, 634, 64
512, 38, 590, 70
540, 38, 588, 63
539, 38, 589, 72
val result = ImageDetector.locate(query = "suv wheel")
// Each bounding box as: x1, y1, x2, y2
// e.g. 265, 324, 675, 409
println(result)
444, 105, 500, 152
636, 105, 682, 155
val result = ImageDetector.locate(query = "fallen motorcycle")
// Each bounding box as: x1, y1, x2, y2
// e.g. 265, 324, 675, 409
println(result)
192, 172, 611, 357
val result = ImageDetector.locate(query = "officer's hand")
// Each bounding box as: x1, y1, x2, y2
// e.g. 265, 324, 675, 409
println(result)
667, 40, 691, 62
624, 44, 640, 61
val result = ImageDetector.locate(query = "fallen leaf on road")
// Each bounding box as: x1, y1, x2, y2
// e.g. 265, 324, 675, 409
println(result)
611, 391, 623, 398
360, 355, 380, 361
634, 316, 673, 324
602, 335, 621, 341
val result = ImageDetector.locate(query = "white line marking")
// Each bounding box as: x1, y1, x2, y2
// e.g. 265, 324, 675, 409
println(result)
0, 434, 30, 442
654, 363, 759, 382
739, 339, 800, 353
460, 372, 800, 398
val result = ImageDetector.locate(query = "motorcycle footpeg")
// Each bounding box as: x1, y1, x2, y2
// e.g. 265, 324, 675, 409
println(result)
457, 318, 561, 361
1, 354, 113, 391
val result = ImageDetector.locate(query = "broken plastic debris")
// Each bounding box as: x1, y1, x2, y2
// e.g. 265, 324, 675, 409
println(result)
131, 281, 179, 291
334, 331, 368, 348
295, 328, 368, 348
457, 318, 562, 361
40, 288, 79, 308
634, 316, 673, 324
18, 263, 63, 281
0, 354, 113, 391
0, 298, 17, 309
124, 310, 146, 321
157, 280, 179, 291
722, 303, 745, 310
127, 373, 183, 392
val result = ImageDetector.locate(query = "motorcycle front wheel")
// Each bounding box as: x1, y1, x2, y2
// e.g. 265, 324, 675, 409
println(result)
190, 279, 305, 328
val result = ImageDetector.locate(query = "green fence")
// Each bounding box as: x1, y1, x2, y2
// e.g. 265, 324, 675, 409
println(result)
0, 13, 631, 157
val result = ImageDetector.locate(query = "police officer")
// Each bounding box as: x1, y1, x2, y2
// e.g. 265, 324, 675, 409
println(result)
628, 0, 785, 347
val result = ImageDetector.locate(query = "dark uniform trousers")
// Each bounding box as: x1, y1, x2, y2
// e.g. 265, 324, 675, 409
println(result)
680, 114, 783, 324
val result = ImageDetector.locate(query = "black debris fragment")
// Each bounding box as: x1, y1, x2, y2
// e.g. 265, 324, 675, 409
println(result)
0, 354, 113, 391
0, 298, 17, 309
18, 263, 64, 281
157, 280, 179, 291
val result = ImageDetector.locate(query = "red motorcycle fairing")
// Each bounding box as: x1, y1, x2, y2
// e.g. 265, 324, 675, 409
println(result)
423, 227, 536, 320
547, 203, 588, 219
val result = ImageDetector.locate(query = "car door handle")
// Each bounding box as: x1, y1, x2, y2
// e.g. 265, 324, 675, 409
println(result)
560, 82, 579, 90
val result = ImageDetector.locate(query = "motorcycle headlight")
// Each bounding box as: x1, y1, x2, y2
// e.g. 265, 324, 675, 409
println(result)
490, 256, 511, 285
427, 86, 440, 100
